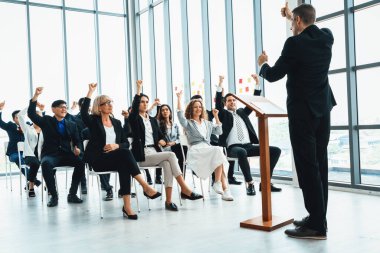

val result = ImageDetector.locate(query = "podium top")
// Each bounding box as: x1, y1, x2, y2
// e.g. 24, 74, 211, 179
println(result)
232, 94, 287, 117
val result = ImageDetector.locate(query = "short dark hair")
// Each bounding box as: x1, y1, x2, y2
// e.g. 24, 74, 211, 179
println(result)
292, 4, 316, 25
223, 93, 235, 104
51, 100, 66, 108
190, 94, 203, 100
140, 93, 149, 101
12, 110, 20, 120
78, 97, 85, 108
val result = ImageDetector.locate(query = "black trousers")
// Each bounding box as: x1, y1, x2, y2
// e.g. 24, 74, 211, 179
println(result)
227, 144, 281, 182
24, 156, 40, 183
41, 151, 85, 197
289, 112, 330, 232
90, 148, 141, 196
170, 143, 187, 172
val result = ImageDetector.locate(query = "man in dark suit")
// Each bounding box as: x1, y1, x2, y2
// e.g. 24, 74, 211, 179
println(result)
28, 87, 85, 207
258, 3, 336, 239
216, 75, 282, 196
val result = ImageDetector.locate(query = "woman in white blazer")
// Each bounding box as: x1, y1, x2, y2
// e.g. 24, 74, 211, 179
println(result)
18, 104, 44, 197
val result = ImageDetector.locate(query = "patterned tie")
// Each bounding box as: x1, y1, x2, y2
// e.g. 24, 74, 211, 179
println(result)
233, 113, 244, 141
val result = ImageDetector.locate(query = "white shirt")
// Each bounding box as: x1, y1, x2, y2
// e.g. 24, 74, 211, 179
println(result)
226, 111, 250, 147
140, 114, 154, 146
104, 125, 116, 144
194, 119, 208, 139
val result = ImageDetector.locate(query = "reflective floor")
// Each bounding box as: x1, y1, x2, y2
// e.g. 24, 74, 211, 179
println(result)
0, 172, 379, 253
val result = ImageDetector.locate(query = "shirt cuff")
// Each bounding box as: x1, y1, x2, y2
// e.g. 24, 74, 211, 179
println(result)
216, 86, 223, 92
259, 61, 268, 70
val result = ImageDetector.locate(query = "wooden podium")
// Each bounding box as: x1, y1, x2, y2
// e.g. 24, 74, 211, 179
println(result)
233, 94, 294, 231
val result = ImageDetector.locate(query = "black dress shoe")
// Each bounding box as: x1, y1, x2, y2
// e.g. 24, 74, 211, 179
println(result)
228, 177, 242, 185
104, 189, 113, 201
28, 188, 36, 197
122, 206, 138, 220
67, 194, 83, 204
180, 192, 203, 200
155, 176, 163, 184
294, 216, 328, 231
34, 180, 41, 187
143, 191, 161, 199
259, 183, 282, 192
165, 202, 178, 211
47, 196, 58, 207
284, 226, 326, 240
246, 183, 256, 196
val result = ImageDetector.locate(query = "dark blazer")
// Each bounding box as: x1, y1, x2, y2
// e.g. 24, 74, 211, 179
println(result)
259, 25, 336, 119
0, 112, 24, 155
129, 94, 166, 162
65, 112, 87, 140
80, 97, 129, 164
27, 100, 83, 158
216, 90, 260, 147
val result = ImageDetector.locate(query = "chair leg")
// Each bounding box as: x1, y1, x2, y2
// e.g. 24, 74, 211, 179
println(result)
41, 175, 44, 203
177, 182, 182, 206
10, 164, 13, 191
199, 179, 205, 201
19, 168, 22, 196
65, 168, 68, 189
25, 167, 29, 199
115, 173, 118, 193
133, 179, 140, 213
5, 159, 8, 189
96, 176, 103, 219
192, 173, 196, 189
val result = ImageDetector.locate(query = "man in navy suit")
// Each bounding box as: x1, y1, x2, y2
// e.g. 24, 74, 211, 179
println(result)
259, 3, 336, 239
28, 87, 85, 207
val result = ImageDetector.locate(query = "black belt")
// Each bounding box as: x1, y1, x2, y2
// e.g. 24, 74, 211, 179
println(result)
144, 145, 155, 148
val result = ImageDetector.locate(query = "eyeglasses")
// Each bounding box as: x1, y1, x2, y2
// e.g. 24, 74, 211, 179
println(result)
57, 105, 67, 110
100, 100, 114, 106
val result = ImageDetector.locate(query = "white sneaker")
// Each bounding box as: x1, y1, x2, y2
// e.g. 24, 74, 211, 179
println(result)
222, 189, 234, 201
212, 181, 223, 195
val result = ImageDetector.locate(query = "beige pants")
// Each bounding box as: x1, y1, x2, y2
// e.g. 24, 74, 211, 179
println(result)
138, 149, 182, 187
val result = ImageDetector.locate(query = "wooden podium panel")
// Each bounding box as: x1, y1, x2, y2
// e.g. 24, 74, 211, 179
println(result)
232, 94, 293, 231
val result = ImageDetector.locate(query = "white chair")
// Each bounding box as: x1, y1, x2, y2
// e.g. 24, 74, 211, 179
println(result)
3, 141, 12, 190
17, 142, 30, 197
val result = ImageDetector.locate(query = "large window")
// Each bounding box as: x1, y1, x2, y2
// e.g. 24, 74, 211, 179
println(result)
360, 130, 380, 186
98, 15, 128, 120
187, 0, 204, 98
354, 5, 380, 65
65, 0, 93, 10
98, 0, 125, 14
30, 7, 65, 111
328, 130, 351, 183
329, 73, 348, 126
154, 3, 168, 105
66, 11, 97, 106
139, 13, 153, 100
312, 0, 343, 17
232, 0, 255, 95
208, 0, 228, 97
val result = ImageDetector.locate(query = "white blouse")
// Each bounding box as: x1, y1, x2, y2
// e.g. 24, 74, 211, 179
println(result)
104, 125, 116, 144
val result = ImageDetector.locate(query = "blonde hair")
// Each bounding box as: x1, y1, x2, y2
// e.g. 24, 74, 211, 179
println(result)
91, 95, 111, 116
184, 99, 208, 121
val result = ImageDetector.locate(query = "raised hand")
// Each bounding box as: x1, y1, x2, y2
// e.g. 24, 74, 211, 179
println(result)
0, 101, 5, 110
258, 51, 268, 66
32, 87, 43, 101
251, 74, 259, 85
86, 83, 97, 98
153, 98, 161, 106
281, 2, 292, 20
36, 102, 45, 111
74, 146, 81, 156
212, 108, 219, 118
136, 80, 143, 95
176, 90, 183, 99
121, 110, 129, 118
218, 75, 224, 86
71, 101, 78, 110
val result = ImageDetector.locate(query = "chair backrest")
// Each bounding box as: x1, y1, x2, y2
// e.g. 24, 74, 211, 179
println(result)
17, 141, 24, 153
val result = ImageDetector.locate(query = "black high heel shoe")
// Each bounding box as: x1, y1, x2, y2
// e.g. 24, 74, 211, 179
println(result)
122, 207, 138, 220
143, 191, 161, 199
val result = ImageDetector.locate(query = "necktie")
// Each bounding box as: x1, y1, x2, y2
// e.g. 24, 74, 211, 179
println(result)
233, 113, 244, 141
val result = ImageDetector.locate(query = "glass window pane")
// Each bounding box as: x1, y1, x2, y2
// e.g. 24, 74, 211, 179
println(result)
140, 13, 153, 99
329, 73, 348, 126
328, 130, 351, 183
66, 11, 97, 107
357, 67, 380, 125
139, 0, 150, 11
98, 15, 128, 121
233, 0, 255, 95
0, 3, 29, 172
208, 0, 228, 98
360, 130, 380, 186
169, 0, 184, 112
30, 7, 65, 113
317, 17, 346, 70
154, 3, 168, 106
311, 0, 343, 17
355, 0, 372, 5
98, 0, 125, 13
187, 0, 204, 98
354, 5, 380, 65
65, 0, 93, 10
31, 0, 61, 5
